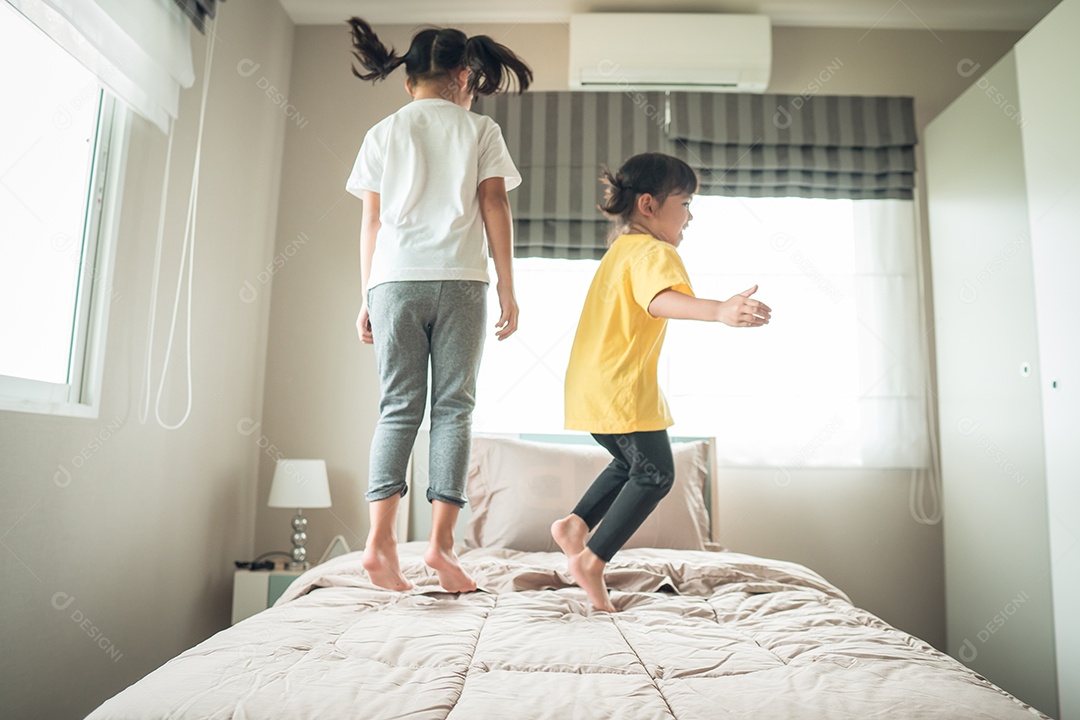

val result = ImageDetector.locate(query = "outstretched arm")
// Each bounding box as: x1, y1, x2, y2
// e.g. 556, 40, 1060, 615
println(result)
478, 176, 519, 340
648, 284, 771, 327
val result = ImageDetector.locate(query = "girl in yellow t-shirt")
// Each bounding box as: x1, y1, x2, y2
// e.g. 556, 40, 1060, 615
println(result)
552, 152, 773, 612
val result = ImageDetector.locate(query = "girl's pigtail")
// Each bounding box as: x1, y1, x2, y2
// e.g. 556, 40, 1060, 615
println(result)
463, 35, 533, 95
598, 167, 635, 218
347, 17, 407, 81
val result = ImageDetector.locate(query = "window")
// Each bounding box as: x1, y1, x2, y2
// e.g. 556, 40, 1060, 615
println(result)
474, 196, 929, 469
473, 256, 597, 433
0, 5, 127, 416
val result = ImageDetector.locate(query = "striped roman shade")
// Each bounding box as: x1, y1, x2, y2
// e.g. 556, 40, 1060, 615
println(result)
474, 91, 916, 258
668, 93, 917, 200
473, 91, 668, 259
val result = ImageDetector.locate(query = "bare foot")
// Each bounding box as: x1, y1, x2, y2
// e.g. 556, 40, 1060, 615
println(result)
362, 542, 413, 591
568, 548, 617, 612
424, 544, 477, 593
551, 515, 588, 558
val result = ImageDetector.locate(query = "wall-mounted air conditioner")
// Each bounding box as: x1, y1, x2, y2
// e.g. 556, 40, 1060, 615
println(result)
568, 13, 772, 93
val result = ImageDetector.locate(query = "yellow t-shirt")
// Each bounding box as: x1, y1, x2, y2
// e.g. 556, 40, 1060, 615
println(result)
564, 234, 695, 434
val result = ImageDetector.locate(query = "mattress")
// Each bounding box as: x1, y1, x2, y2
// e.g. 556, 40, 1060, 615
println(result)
87, 542, 1048, 719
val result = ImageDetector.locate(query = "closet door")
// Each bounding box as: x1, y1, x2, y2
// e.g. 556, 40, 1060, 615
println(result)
924, 49, 1057, 717
1016, 0, 1080, 716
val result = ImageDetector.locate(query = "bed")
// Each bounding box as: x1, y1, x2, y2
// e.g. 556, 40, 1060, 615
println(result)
87, 436, 1048, 719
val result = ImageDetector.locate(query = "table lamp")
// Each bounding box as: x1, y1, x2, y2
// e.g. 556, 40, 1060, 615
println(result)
268, 459, 332, 570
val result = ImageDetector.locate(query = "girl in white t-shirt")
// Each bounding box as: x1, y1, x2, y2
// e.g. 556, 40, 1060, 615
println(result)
344, 18, 531, 593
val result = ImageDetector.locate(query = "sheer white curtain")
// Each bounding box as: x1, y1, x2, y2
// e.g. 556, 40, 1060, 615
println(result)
664, 197, 928, 468
851, 200, 929, 468
474, 197, 930, 471
4, 0, 194, 133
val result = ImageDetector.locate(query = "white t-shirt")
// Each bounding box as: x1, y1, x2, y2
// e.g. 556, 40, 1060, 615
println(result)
346, 98, 521, 290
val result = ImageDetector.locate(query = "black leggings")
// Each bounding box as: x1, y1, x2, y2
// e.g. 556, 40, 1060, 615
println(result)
572, 430, 676, 562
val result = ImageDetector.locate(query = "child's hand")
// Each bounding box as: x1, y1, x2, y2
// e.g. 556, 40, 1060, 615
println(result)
495, 283, 519, 340
718, 285, 771, 327
356, 304, 373, 344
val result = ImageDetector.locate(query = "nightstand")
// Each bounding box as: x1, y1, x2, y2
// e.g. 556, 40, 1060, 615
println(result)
231, 566, 306, 624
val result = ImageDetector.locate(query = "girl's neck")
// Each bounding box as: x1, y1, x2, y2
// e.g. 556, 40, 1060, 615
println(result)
411, 80, 472, 109
626, 220, 658, 239
411, 84, 450, 100
626, 219, 679, 248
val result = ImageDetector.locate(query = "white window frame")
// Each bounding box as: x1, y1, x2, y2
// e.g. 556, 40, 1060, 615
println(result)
0, 94, 130, 418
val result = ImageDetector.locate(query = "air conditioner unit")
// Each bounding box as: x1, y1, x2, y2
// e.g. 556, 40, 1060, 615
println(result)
568, 13, 772, 93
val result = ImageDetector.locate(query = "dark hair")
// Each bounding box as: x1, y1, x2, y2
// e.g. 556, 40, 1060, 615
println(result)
598, 153, 698, 238
346, 17, 532, 95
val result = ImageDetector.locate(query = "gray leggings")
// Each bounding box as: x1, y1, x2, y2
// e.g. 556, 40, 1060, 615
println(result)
366, 280, 487, 507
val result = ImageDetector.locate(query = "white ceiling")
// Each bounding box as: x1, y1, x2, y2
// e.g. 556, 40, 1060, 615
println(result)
279, 0, 1060, 31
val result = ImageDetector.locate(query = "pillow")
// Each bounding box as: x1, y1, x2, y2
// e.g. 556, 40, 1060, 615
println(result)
465, 436, 711, 553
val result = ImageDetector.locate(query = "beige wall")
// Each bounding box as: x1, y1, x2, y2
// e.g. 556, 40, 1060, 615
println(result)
0, 0, 294, 717
257, 20, 1023, 652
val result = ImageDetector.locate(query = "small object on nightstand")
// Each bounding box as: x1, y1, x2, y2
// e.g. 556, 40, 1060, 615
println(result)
267, 458, 332, 571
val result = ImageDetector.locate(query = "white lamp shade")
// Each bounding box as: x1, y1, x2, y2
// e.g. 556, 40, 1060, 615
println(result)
268, 459, 331, 509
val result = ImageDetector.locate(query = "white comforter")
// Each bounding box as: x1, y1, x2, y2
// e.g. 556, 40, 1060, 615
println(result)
87, 543, 1048, 719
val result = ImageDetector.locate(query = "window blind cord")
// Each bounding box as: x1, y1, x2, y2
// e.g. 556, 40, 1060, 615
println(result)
909, 204, 943, 525
142, 17, 216, 430
910, 409, 943, 524
138, 113, 175, 426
